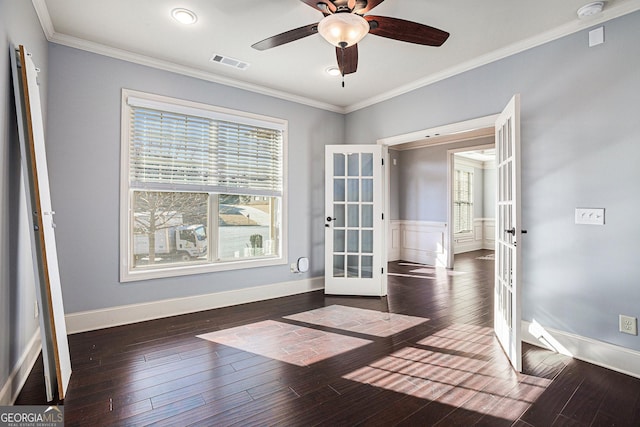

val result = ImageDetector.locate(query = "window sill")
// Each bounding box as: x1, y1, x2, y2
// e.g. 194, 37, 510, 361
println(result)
120, 256, 286, 283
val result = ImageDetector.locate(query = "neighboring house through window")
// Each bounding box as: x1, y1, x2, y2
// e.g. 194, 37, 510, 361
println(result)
120, 89, 287, 281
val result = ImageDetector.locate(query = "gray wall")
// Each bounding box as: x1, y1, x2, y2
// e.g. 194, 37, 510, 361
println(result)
348, 11, 640, 351
396, 141, 497, 222
45, 44, 344, 313
483, 167, 496, 218
0, 0, 49, 402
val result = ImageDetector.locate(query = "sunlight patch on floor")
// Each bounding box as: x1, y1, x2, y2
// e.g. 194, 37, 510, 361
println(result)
284, 305, 429, 337
343, 324, 552, 420
198, 320, 371, 367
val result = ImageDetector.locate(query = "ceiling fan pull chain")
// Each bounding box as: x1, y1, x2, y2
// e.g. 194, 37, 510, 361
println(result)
340, 41, 346, 88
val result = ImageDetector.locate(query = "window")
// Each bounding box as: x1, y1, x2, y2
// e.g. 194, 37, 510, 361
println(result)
120, 90, 287, 281
453, 168, 473, 233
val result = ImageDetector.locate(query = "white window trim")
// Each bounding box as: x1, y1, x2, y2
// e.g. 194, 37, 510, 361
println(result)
119, 89, 288, 282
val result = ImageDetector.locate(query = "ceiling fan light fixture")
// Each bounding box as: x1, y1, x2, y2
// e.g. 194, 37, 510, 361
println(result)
171, 8, 197, 25
317, 13, 369, 47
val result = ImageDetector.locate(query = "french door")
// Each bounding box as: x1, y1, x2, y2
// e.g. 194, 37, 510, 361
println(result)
324, 145, 385, 296
494, 94, 523, 371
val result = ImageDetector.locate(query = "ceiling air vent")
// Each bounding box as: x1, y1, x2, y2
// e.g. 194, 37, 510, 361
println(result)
210, 54, 250, 71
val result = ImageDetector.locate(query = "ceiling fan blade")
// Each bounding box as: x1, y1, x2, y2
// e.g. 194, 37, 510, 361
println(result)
252, 23, 319, 51
299, 0, 336, 15
336, 44, 358, 75
365, 15, 449, 46
354, 0, 385, 14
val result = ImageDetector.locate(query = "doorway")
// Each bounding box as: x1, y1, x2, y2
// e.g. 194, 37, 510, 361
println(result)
448, 144, 496, 267
380, 117, 498, 269
380, 96, 523, 372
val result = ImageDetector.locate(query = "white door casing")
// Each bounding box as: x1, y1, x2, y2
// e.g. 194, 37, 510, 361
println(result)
325, 145, 385, 296
494, 94, 523, 372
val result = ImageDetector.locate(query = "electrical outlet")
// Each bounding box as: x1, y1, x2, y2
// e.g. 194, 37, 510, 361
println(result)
619, 315, 637, 335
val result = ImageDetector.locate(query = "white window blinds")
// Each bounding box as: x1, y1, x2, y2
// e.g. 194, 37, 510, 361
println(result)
128, 102, 283, 197
454, 169, 473, 233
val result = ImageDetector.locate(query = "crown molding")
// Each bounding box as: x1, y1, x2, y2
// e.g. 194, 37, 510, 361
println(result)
31, 1, 345, 114
32, 0, 54, 39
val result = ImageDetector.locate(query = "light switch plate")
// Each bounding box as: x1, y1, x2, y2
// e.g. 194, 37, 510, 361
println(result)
575, 208, 605, 225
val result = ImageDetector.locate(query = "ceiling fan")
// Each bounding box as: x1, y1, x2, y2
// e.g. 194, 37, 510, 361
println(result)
252, 0, 450, 84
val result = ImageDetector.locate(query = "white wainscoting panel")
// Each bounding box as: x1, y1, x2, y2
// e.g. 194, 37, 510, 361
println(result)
454, 218, 495, 253
387, 220, 447, 266
388, 221, 402, 262
483, 219, 495, 250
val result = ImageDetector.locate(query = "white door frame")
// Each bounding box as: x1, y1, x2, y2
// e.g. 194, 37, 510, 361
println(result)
378, 114, 499, 269
446, 143, 495, 268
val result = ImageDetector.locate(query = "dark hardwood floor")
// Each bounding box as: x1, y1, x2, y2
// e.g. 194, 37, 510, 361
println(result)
16, 250, 640, 426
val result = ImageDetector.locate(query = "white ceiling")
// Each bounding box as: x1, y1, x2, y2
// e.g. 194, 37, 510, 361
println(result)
456, 149, 496, 163
35, 0, 640, 113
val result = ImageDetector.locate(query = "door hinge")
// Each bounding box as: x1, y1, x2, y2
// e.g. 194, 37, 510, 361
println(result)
381, 213, 384, 220
381, 158, 384, 166
381, 267, 384, 274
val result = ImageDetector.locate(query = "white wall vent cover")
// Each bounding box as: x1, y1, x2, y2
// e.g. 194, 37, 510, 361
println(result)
210, 54, 250, 70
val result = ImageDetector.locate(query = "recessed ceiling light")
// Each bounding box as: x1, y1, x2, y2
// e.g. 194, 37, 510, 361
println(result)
577, 2, 604, 19
326, 66, 341, 77
172, 8, 197, 25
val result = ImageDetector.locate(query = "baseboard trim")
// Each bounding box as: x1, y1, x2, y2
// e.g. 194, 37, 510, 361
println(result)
522, 320, 640, 379
65, 276, 325, 334
0, 330, 42, 405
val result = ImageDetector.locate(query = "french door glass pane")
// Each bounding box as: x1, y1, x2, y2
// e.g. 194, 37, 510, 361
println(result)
334, 255, 345, 277
348, 153, 359, 176
362, 205, 373, 228
347, 230, 359, 252
334, 153, 345, 176
347, 204, 359, 227
347, 179, 359, 202
361, 153, 373, 176
361, 179, 373, 202
362, 256, 373, 278
362, 230, 373, 253
347, 255, 359, 278
334, 230, 345, 252
334, 179, 345, 202
333, 204, 345, 227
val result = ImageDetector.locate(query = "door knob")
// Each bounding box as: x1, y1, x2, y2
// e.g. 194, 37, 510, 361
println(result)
505, 228, 516, 235
326, 216, 337, 222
